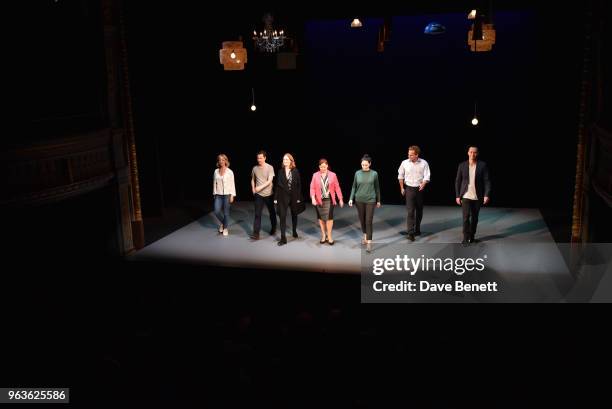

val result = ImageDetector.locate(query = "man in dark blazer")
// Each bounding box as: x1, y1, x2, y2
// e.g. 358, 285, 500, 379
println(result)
455, 146, 491, 245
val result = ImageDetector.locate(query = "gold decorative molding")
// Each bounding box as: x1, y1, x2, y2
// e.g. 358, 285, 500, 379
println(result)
0, 130, 114, 207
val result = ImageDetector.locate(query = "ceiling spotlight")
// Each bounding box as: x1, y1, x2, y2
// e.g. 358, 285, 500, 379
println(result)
424, 22, 446, 35
351, 18, 363, 28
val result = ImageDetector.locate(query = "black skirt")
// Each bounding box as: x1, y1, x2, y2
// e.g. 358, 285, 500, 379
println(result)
316, 198, 334, 221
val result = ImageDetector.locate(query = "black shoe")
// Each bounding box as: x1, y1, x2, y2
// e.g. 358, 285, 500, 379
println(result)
414, 231, 422, 236
408, 234, 415, 242
250, 233, 260, 240
270, 228, 277, 235
461, 239, 470, 247
470, 238, 480, 244
292, 231, 299, 238
277, 239, 287, 246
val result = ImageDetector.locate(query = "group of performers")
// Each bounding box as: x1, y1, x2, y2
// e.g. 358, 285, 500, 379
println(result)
213, 146, 491, 252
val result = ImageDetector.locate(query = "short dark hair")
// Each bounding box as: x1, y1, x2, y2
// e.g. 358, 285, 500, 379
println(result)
361, 154, 372, 164
318, 158, 329, 166
468, 145, 479, 151
408, 145, 421, 155
256, 150, 267, 158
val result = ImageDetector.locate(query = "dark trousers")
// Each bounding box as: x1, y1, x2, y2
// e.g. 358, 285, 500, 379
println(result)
405, 186, 424, 234
253, 194, 277, 235
356, 201, 376, 240
461, 198, 482, 240
277, 195, 298, 240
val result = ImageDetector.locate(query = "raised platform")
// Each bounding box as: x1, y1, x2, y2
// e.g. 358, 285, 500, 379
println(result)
132, 202, 559, 274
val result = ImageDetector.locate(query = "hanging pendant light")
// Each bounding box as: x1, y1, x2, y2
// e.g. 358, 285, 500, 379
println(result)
250, 88, 257, 112
350, 18, 363, 28
219, 41, 247, 70
467, 10, 496, 52
472, 101, 479, 126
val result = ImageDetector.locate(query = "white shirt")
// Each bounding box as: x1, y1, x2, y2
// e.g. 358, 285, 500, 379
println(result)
398, 158, 431, 187
213, 168, 236, 196
463, 163, 478, 200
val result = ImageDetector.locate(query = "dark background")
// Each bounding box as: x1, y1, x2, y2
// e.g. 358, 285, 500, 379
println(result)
127, 2, 579, 218
26, 1, 587, 241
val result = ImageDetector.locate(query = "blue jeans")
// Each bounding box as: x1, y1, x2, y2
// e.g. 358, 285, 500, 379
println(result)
214, 195, 231, 229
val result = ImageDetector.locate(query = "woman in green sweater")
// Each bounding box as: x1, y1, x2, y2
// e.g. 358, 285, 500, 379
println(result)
348, 154, 381, 252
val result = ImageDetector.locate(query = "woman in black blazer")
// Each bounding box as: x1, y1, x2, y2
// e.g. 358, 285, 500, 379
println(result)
274, 153, 303, 246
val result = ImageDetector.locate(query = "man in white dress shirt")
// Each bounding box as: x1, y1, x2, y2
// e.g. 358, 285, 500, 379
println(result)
398, 146, 431, 241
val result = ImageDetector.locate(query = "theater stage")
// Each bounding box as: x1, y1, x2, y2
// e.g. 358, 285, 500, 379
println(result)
131, 202, 567, 275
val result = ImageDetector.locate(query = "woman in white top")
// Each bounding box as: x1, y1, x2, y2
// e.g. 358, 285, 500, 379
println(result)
213, 154, 236, 236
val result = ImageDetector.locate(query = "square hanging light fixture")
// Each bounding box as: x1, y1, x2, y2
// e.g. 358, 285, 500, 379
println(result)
219, 41, 247, 70
467, 11, 496, 52
468, 23, 495, 51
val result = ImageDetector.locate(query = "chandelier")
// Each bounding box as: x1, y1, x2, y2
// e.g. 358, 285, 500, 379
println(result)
252, 13, 286, 53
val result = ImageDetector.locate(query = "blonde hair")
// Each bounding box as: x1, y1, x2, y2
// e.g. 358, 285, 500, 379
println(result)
283, 153, 296, 169
216, 154, 230, 168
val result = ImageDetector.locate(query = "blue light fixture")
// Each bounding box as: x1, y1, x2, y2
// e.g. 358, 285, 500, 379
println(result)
424, 22, 446, 35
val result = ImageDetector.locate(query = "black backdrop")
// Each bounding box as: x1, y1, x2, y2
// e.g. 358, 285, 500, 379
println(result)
25, 1, 586, 236
123, 1, 582, 233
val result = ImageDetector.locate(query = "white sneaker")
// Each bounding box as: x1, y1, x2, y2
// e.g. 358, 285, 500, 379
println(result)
223, 228, 229, 236
218, 225, 224, 233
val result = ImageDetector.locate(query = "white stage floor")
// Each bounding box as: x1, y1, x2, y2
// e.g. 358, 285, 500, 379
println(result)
132, 202, 562, 274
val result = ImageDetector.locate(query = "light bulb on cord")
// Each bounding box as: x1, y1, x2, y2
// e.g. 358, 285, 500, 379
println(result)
250, 87, 256, 111
471, 101, 479, 126
230, 51, 236, 59
471, 117, 479, 126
